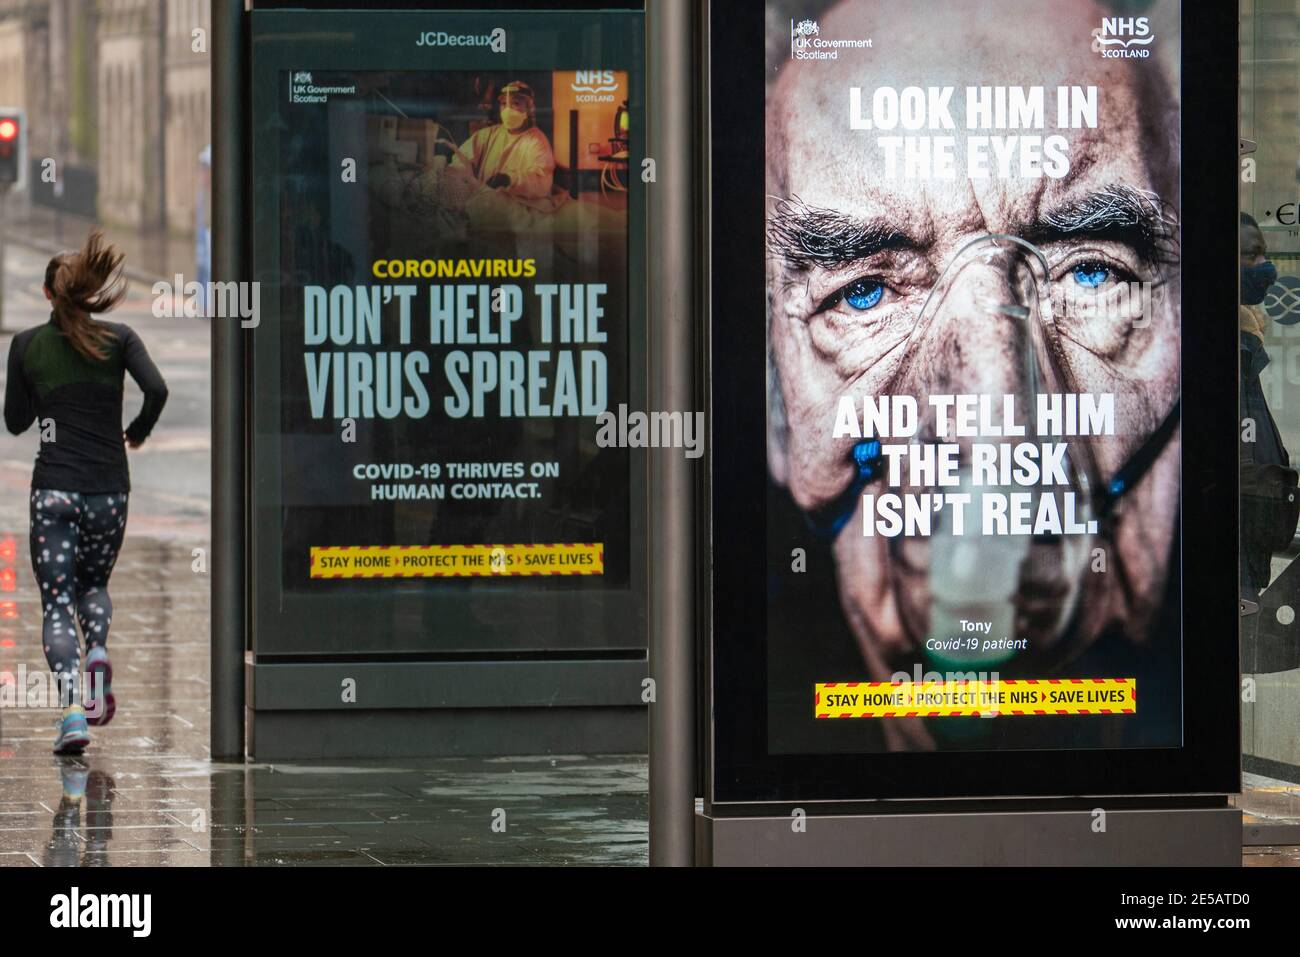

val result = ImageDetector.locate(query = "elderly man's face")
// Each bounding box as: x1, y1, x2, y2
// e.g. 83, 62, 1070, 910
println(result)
767, 0, 1181, 695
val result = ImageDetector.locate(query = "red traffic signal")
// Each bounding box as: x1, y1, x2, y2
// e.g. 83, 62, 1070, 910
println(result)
0, 113, 19, 186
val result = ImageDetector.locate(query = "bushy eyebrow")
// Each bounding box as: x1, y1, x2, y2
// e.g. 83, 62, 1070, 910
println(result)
767, 197, 920, 271
1024, 184, 1179, 266
767, 185, 1179, 273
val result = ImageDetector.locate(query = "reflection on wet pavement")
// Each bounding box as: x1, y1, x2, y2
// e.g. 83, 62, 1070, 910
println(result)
209, 757, 648, 866
42, 762, 117, 868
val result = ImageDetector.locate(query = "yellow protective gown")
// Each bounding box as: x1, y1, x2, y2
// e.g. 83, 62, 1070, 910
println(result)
452, 119, 569, 244
451, 124, 568, 236
454, 124, 553, 198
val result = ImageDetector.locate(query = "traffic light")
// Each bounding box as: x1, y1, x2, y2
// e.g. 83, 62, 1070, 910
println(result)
0, 111, 21, 188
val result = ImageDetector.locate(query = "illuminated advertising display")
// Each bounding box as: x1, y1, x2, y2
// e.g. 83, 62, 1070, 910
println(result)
709, 0, 1237, 802
251, 10, 645, 655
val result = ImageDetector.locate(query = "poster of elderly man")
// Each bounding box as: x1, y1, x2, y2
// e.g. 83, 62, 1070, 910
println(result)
759, 0, 1187, 756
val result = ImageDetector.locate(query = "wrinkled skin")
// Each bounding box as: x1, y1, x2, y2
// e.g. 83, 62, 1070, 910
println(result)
767, 0, 1181, 750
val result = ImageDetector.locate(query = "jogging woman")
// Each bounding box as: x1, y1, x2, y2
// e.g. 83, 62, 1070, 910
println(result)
3, 231, 168, 755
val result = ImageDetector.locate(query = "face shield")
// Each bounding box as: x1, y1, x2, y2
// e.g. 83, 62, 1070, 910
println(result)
808, 233, 1180, 673
498, 83, 534, 132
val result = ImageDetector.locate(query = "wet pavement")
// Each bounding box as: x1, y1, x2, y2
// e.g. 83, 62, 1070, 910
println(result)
2, 204, 198, 287
1, 749, 648, 867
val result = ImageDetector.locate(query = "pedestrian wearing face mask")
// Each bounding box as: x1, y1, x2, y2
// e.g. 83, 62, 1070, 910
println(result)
1239, 213, 1298, 599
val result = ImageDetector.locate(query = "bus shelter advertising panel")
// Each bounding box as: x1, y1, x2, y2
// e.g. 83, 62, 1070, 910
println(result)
709, 0, 1238, 803
251, 10, 645, 656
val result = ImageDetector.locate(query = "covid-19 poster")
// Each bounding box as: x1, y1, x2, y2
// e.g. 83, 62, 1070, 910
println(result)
278, 67, 631, 591
763, 0, 1183, 754
250, 11, 644, 656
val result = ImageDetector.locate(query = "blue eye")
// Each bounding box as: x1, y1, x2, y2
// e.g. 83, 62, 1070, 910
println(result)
843, 279, 884, 310
1071, 263, 1110, 288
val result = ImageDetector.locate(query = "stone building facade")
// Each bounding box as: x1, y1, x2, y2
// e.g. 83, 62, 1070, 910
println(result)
0, 0, 209, 234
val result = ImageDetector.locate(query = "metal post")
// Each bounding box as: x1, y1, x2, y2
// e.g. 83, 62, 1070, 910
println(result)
157, 0, 168, 234
646, 0, 698, 867
210, 0, 247, 760
0, 188, 7, 332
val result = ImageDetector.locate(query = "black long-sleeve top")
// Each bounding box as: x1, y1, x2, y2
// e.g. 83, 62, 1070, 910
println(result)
3, 318, 168, 493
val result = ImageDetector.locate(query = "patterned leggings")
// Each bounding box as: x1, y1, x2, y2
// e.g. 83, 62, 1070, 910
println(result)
30, 490, 128, 706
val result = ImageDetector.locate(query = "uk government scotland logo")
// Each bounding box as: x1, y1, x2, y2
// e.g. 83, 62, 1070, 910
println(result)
789, 17, 871, 60
289, 71, 357, 104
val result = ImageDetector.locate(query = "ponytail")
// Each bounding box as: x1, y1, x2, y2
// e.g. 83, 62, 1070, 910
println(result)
44, 230, 125, 361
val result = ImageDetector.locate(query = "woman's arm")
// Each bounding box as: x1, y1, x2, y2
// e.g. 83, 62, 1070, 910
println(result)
3, 332, 36, 435
121, 327, 168, 446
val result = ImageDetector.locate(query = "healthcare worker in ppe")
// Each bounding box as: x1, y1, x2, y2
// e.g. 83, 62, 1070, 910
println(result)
453, 81, 566, 231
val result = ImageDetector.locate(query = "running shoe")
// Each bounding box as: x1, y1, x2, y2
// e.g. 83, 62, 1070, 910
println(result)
53, 705, 90, 756
84, 646, 115, 726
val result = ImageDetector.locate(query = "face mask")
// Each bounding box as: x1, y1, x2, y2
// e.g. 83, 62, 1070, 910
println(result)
1241, 261, 1277, 306
899, 237, 1092, 672
500, 107, 527, 132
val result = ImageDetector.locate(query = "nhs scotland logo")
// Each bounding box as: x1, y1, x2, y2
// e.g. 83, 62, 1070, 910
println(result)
1092, 16, 1155, 58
